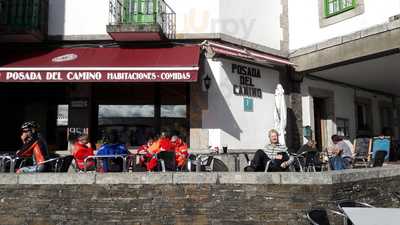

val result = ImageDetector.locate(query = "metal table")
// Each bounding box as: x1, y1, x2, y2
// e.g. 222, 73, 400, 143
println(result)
342, 207, 400, 225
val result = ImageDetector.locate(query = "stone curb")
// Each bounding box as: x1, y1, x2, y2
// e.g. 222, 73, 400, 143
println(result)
2, 166, 400, 185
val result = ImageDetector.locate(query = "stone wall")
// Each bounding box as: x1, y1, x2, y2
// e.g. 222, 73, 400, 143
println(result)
1, 167, 400, 225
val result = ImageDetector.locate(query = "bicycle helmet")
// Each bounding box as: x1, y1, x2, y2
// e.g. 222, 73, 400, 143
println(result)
21, 121, 40, 132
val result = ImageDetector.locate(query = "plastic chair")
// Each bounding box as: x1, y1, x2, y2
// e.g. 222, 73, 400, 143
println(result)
307, 208, 345, 225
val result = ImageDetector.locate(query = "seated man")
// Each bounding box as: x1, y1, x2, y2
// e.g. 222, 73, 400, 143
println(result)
329, 135, 353, 170
96, 132, 129, 172
72, 134, 95, 171
170, 136, 189, 169
246, 129, 294, 172
137, 138, 156, 171
138, 133, 174, 171
16, 121, 49, 173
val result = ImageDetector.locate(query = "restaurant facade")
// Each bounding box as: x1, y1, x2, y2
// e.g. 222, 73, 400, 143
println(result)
0, 40, 295, 152
0, 0, 297, 152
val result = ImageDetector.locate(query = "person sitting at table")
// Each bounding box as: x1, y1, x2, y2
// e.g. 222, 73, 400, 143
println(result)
170, 135, 189, 170
16, 121, 49, 173
329, 135, 353, 170
297, 139, 321, 169
245, 129, 294, 172
72, 134, 95, 171
96, 131, 129, 172
137, 138, 155, 171
137, 133, 174, 171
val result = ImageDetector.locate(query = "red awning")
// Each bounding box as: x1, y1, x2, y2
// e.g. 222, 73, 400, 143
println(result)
0, 45, 201, 82
205, 41, 294, 66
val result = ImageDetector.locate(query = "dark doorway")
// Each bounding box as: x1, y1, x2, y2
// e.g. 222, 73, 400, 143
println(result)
313, 97, 327, 151
0, 84, 69, 152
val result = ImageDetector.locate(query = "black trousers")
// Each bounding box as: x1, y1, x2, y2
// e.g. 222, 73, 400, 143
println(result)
251, 150, 288, 172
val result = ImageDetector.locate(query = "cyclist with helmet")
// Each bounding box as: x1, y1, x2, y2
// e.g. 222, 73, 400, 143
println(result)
16, 121, 49, 173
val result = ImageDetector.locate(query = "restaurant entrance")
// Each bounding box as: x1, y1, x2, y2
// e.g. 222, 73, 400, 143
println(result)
0, 83, 69, 151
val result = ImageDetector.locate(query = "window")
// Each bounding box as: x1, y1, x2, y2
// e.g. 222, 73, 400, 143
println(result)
336, 118, 349, 137
57, 104, 68, 126
98, 105, 154, 119
161, 105, 186, 118
98, 105, 156, 147
325, 0, 356, 17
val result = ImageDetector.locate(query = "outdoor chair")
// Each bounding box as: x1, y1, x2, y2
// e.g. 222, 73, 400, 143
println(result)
30, 155, 73, 172
392, 192, 400, 201
187, 154, 228, 172
353, 138, 371, 168
307, 208, 345, 225
303, 151, 319, 172
53, 155, 74, 172
372, 150, 387, 167
337, 200, 374, 225
83, 155, 128, 172
157, 151, 176, 172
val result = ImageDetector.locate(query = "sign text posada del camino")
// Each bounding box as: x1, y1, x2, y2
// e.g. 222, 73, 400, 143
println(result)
0, 71, 194, 82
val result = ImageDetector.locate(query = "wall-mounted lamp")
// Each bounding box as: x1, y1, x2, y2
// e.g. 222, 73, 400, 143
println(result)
203, 74, 211, 91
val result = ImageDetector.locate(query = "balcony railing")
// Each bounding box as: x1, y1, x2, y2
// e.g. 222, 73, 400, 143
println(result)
109, 0, 176, 39
0, 0, 48, 35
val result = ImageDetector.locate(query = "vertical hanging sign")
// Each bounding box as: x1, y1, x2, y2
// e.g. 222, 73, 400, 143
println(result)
244, 98, 254, 112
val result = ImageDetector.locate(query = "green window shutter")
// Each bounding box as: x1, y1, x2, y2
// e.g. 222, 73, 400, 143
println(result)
138, 0, 157, 24
324, 0, 356, 18
122, 0, 158, 24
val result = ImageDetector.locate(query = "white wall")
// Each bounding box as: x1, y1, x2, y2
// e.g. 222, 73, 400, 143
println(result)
301, 77, 394, 146
48, 0, 284, 50
165, 0, 285, 50
289, 0, 400, 50
203, 58, 280, 149
48, 0, 109, 36
219, 0, 282, 50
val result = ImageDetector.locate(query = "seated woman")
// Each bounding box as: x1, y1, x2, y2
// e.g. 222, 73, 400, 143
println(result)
72, 134, 95, 171
246, 129, 294, 172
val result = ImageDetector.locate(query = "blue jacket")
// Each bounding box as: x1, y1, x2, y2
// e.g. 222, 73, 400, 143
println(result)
96, 143, 128, 172
97, 143, 128, 156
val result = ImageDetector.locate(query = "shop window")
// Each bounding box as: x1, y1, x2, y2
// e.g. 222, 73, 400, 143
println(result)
325, 0, 356, 17
98, 105, 154, 118
160, 105, 187, 141
336, 117, 349, 137
98, 105, 156, 147
161, 105, 186, 118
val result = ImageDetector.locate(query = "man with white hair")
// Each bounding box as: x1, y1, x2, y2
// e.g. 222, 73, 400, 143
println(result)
246, 129, 294, 172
